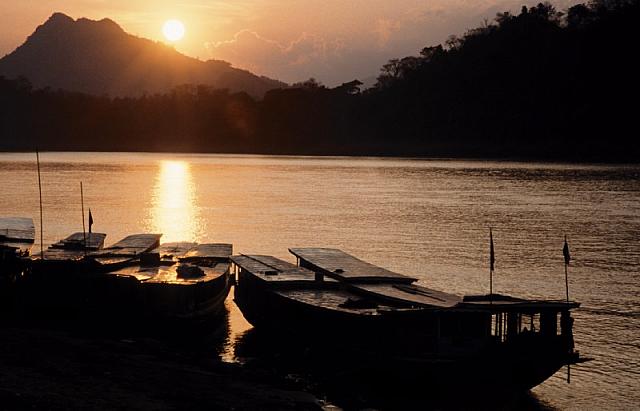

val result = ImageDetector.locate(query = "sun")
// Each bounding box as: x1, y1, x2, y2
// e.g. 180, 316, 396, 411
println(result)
162, 19, 185, 42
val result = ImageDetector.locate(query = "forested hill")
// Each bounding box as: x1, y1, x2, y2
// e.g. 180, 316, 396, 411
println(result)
1, 1, 638, 161
0, 13, 285, 98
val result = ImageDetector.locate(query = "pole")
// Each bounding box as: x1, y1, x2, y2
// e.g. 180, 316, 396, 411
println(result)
36, 150, 44, 259
563, 234, 571, 302
565, 263, 569, 302
490, 269, 493, 304
489, 227, 495, 304
81, 182, 87, 255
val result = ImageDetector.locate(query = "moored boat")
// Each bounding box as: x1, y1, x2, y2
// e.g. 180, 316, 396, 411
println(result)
1, 217, 35, 298
232, 247, 586, 392
102, 242, 233, 327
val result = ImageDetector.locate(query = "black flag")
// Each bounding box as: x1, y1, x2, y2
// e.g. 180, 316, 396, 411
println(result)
88, 209, 94, 234
490, 228, 495, 272
563, 235, 571, 266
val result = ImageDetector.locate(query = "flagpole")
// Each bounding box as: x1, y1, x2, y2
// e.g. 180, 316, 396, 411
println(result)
565, 262, 569, 302
562, 234, 572, 383
489, 227, 494, 305
36, 150, 44, 260
81, 182, 87, 256
563, 235, 571, 302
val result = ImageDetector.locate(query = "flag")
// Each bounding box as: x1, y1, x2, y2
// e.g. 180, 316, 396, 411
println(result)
88, 209, 94, 234
563, 235, 571, 266
490, 228, 495, 272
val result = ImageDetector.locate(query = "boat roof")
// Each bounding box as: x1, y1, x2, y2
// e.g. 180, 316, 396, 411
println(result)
353, 283, 461, 309
109, 261, 229, 284
460, 294, 580, 312
0, 217, 35, 243
231, 254, 324, 285
182, 243, 233, 262
49, 232, 106, 250
289, 248, 416, 283
96, 234, 162, 256
153, 242, 232, 262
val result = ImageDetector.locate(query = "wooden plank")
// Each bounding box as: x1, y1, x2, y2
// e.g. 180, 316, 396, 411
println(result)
97, 234, 162, 256
49, 232, 106, 250
275, 288, 395, 315
0, 217, 35, 243
43, 248, 86, 261
231, 255, 317, 283
181, 243, 233, 261
153, 242, 198, 258
289, 248, 416, 283
353, 283, 461, 308
109, 262, 228, 284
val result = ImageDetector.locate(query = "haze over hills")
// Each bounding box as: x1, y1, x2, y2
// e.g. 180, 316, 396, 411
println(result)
0, 13, 286, 98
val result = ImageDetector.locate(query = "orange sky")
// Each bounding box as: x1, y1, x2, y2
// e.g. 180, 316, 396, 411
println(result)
0, 0, 580, 85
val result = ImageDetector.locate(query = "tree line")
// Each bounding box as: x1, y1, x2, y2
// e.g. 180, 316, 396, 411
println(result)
1, 0, 638, 161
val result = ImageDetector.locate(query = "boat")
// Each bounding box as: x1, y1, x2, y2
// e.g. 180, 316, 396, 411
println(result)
0, 217, 35, 258
22, 233, 160, 315
39, 231, 107, 262
88, 233, 162, 271
100, 242, 233, 327
1, 217, 35, 295
231, 248, 586, 392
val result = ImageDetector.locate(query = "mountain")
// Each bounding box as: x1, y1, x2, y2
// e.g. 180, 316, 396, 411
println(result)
0, 13, 286, 98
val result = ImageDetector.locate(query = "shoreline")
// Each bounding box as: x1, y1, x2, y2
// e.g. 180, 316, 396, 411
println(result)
0, 324, 323, 410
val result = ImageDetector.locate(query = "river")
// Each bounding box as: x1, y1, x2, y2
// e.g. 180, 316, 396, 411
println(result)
1, 152, 638, 410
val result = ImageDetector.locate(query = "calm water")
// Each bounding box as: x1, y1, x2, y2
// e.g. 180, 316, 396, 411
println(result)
1, 152, 638, 410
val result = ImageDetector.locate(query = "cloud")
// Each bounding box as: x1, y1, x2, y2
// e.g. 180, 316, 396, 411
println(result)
374, 18, 401, 49
205, 30, 345, 83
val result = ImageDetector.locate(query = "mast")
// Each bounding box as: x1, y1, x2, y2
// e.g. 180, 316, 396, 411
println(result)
36, 150, 44, 259
489, 227, 495, 304
81, 181, 87, 255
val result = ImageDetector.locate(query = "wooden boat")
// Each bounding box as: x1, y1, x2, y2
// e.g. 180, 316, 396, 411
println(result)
231, 248, 586, 392
42, 232, 107, 261
88, 233, 162, 270
21, 237, 231, 331
0, 217, 35, 258
99, 242, 233, 326
1, 217, 35, 292
22, 233, 161, 315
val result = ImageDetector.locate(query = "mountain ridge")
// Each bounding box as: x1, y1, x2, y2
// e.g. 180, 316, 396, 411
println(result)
0, 13, 286, 98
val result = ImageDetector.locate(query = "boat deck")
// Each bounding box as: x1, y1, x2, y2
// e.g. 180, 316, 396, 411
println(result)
108, 242, 232, 284
354, 283, 461, 309
1, 217, 35, 255
289, 248, 416, 283
109, 262, 229, 285
97, 234, 162, 256
0, 217, 35, 243
275, 288, 394, 315
89, 234, 162, 266
231, 254, 325, 285
49, 232, 106, 250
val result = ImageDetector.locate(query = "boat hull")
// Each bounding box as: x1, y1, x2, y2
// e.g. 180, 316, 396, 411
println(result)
18, 262, 231, 333
234, 268, 575, 393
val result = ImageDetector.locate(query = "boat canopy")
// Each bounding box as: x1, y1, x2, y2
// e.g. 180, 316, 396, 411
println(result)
289, 247, 416, 283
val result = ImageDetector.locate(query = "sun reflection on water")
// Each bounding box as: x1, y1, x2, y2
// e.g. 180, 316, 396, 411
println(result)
149, 160, 202, 242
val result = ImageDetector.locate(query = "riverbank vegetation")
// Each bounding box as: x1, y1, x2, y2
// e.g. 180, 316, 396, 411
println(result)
1, 0, 637, 161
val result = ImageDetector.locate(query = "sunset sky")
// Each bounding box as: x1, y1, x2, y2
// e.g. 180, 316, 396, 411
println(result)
1, 0, 580, 85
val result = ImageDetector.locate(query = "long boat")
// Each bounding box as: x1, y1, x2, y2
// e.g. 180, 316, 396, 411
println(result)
1, 217, 35, 294
100, 242, 233, 326
231, 248, 586, 392
22, 237, 231, 331
23, 233, 161, 315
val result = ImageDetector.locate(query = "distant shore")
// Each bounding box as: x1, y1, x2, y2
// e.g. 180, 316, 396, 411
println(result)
1, 149, 638, 165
